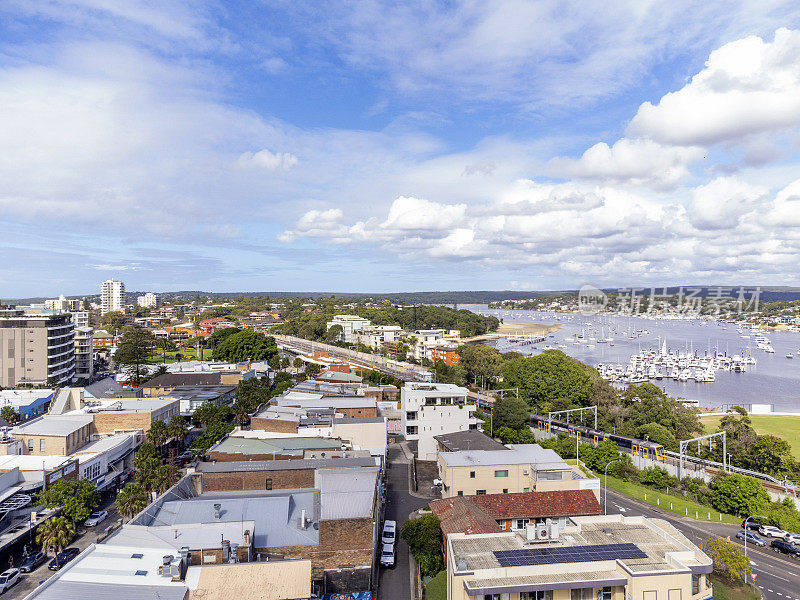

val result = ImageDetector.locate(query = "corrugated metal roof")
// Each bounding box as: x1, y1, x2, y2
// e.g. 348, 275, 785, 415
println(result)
316, 467, 378, 520
30, 582, 187, 600
197, 457, 376, 473
439, 445, 568, 469
209, 436, 342, 456
11, 414, 94, 436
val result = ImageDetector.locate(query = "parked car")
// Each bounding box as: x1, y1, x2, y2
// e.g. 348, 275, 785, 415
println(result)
48, 548, 80, 571
0, 569, 20, 593
771, 539, 800, 557
785, 532, 800, 543
19, 551, 47, 573
381, 520, 397, 545
84, 510, 108, 527
380, 543, 395, 567
736, 530, 766, 546
759, 525, 787, 539
741, 519, 766, 531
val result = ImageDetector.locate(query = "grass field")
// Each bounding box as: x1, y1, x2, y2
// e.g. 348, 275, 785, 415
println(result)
710, 576, 760, 600
603, 474, 740, 524
423, 570, 447, 600
700, 414, 800, 458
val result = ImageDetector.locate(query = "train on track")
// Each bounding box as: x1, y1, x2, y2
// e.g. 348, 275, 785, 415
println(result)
529, 413, 667, 461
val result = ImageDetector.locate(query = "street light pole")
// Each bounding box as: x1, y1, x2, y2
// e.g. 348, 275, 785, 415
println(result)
743, 514, 768, 572
604, 459, 622, 515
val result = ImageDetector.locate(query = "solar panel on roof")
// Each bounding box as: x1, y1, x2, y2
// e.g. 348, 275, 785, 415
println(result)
493, 543, 646, 567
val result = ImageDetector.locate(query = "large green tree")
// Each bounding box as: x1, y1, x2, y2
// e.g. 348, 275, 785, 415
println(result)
491, 394, 530, 431
212, 330, 279, 363
39, 479, 101, 524
705, 537, 750, 584
501, 351, 592, 411
709, 474, 769, 517
114, 326, 156, 386
36, 516, 75, 555
400, 514, 444, 577
457, 344, 502, 388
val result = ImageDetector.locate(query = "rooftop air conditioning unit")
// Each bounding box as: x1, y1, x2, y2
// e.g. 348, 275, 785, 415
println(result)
547, 519, 560, 540
536, 523, 548, 540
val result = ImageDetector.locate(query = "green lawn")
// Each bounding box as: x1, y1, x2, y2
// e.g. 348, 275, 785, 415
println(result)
710, 576, 760, 600
701, 414, 800, 458
145, 348, 213, 364
603, 474, 740, 524
424, 570, 447, 600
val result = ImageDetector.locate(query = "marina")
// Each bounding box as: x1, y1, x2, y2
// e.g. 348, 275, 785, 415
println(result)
465, 305, 800, 411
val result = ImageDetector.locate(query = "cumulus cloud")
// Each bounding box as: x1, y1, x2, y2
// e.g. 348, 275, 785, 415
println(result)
236, 149, 298, 170
627, 28, 800, 146
687, 177, 767, 230
382, 196, 466, 231
548, 139, 704, 190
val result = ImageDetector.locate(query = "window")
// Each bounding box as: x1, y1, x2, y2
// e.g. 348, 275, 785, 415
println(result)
692, 574, 701, 594
131, 553, 143, 559
482, 595, 501, 600
523, 487, 530, 492
538, 471, 564, 481
476, 490, 486, 495
265, 478, 273, 490
502, 489, 508, 493
598, 587, 613, 600
494, 470, 508, 478
571, 589, 593, 600
406, 426, 418, 435
40, 439, 46, 452
135, 570, 148, 576
27, 440, 33, 452
522, 592, 553, 600
469, 471, 476, 478
406, 411, 417, 420
457, 491, 463, 496
514, 519, 529, 530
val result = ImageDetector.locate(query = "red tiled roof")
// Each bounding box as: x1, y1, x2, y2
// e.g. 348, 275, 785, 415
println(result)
469, 490, 601, 519
428, 497, 500, 536
429, 490, 601, 536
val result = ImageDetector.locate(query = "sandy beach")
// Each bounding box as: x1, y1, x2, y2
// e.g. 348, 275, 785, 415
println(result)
462, 321, 560, 342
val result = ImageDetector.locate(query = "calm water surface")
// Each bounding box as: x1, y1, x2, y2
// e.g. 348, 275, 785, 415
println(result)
464, 304, 800, 411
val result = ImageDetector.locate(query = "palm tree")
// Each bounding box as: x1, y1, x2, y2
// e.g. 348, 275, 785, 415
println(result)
146, 420, 168, 447
166, 415, 188, 447
36, 516, 74, 556
115, 482, 149, 520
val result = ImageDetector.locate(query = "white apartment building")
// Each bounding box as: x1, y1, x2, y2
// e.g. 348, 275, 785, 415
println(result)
401, 382, 478, 460
408, 329, 461, 361
326, 314, 371, 343
44, 294, 81, 311
101, 279, 126, 314
137, 292, 159, 308
354, 324, 404, 350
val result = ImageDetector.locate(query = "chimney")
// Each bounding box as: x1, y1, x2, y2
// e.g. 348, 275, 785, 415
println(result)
214, 503, 222, 520
162, 555, 174, 566
222, 540, 230, 562
298, 509, 307, 529
230, 543, 239, 563
243, 530, 251, 546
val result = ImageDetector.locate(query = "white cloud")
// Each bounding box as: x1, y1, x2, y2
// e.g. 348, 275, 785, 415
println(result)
237, 149, 298, 170
627, 28, 800, 146
382, 196, 466, 231
548, 139, 704, 190
687, 176, 767, 230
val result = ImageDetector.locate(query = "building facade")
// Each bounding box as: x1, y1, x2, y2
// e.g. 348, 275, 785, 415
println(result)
101, 279, 125, 314
0, 310, 75, 387
137, 292, 159, 308
401, 382, 478, 460
326, 315, 370, 343
44, 295, 81, 311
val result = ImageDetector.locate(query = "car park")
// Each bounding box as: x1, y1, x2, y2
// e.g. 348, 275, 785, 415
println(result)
759, 525, 786, 539
19, 551, 47, 573
0, 569, 20, 593
736, 530, 766, 546
48, 547, 80, 571
380, 543, 395, 567
381, 520, 397, 545
84, 510, 108, 527
771, 539, 800, 557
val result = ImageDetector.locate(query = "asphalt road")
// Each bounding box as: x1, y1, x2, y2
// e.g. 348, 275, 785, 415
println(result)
378, 444, 430, 600
3, 496, 121, 600
605, 487, 800, 600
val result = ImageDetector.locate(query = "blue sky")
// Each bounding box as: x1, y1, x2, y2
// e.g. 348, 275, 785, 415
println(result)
2, 1, 800, 297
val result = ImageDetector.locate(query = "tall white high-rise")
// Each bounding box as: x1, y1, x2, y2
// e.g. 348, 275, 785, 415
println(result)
101, 279, 125, 314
